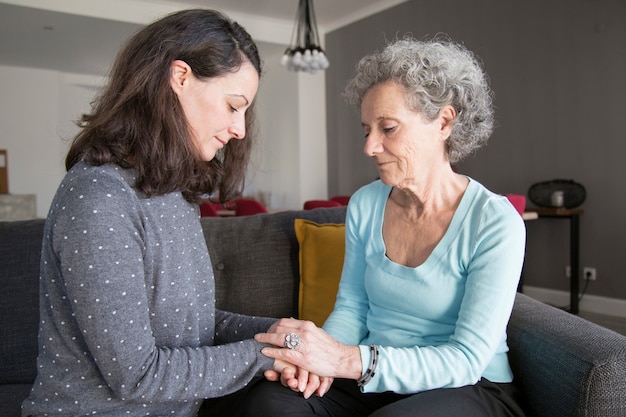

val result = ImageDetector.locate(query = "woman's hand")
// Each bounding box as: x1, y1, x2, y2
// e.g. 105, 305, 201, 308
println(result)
256, 318, 362, 381
266, 359, 303, 391
265, 362, 334, 398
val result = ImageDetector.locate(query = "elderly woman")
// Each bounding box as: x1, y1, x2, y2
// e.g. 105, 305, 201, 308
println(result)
244, 37, 527, 417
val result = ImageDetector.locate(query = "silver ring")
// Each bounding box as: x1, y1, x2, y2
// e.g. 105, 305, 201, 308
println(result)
284, 333, 301, 350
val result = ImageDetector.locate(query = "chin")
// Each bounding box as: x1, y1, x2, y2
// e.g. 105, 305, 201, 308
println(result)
200, 146, 219, 161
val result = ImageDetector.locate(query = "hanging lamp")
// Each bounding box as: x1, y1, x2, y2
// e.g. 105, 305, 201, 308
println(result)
281, 0, 329, 74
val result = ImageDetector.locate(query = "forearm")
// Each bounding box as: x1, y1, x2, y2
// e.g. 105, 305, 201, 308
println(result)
215, 309, 277, 344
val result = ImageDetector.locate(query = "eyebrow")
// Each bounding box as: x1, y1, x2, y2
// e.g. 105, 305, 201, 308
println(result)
361, 116, 394, 127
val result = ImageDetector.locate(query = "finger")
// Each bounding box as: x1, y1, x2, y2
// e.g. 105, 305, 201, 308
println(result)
260, 347, 301, 367
317, 376, 334, 397
297, 368, 309, 393
277, 365, 299, 391
256, 333, 289, 348
264, 369, 280, 382
302, 373, 320, 399
281, 367, 296, 384
285, 375, 299, 391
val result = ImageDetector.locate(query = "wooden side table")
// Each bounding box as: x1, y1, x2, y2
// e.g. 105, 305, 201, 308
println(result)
527, 207, 584, 314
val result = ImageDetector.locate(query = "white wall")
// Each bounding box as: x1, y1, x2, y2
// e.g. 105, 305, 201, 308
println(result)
0, 1, 330, 216
0, 66, 94, 218
0, 41, 327, 217
245, 42, 302, 210
243, 46, 329, 211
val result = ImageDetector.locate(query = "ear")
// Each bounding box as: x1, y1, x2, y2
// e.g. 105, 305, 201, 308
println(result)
169, 60, 192, 95
438, 105, 457, 140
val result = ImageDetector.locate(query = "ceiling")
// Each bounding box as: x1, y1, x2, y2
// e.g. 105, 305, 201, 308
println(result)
163, 0, 408, 31
0, 0, 408, 77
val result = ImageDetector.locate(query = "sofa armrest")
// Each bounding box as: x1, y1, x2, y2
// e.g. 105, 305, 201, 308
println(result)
507, 293, 626, 417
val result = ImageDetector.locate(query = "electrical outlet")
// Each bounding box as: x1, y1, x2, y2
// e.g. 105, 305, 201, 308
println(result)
565, 265, 571, 278
583, 267, 597, 281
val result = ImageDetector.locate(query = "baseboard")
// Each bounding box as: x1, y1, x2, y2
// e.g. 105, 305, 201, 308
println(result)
523, 286, 626, 318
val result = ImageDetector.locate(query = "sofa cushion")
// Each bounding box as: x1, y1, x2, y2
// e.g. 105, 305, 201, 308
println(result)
294, 219, 344, 326
508, 293, 626, 417
0, 219, 44, 386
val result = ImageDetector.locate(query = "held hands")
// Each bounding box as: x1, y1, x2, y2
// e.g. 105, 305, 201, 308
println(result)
258, 318, 362, 393
265, 360, 333, 399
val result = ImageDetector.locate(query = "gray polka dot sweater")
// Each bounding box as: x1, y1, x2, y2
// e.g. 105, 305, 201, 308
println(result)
22, 162, 276, 417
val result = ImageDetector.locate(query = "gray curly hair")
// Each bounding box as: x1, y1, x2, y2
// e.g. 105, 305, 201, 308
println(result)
344, 36, 494, 163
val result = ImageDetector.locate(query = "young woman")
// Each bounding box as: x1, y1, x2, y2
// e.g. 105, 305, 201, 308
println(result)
23, 9, 291, 417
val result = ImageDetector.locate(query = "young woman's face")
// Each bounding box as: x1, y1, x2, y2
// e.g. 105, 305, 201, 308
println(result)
171, 60, 259, 161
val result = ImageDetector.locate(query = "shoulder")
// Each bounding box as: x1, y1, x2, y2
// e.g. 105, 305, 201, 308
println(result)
64, 161, 136, 191
48, 162, 141, 224
349, 180, 390, 207
464, 178, 525, 238
345, 180, 390, 236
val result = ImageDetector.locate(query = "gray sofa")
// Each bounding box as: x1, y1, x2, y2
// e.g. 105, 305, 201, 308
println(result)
1, 207, 625, 416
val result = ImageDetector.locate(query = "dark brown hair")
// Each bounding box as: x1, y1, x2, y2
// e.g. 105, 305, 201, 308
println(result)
66, 9, 262, 203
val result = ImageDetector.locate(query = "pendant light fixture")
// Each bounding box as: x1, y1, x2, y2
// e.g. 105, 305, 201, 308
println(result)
280, 0, 329, 74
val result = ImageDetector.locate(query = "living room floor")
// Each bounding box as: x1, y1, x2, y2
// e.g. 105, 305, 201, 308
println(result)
579, 311, 626, 336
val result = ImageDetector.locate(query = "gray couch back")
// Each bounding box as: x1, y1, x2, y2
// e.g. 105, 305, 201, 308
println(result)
201, 207, 347, 318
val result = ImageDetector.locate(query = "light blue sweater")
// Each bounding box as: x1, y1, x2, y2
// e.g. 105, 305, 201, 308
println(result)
323, 179, 525, 394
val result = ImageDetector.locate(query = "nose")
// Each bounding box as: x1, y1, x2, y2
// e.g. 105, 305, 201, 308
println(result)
228, 114, 246, 140
363, 133, 383, 157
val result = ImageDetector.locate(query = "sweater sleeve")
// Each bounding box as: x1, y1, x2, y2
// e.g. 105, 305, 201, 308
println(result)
49, 169, 273, 403
215, 309, 277, 344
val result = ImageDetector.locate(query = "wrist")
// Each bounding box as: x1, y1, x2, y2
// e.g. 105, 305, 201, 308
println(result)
340, 345, 364, 380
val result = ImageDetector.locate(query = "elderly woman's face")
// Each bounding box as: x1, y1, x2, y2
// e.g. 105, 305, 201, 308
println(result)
360, 81, 449, 187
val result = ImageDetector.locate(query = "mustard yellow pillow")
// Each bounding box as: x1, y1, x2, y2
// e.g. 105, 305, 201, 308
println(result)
294, 219, 345, 327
